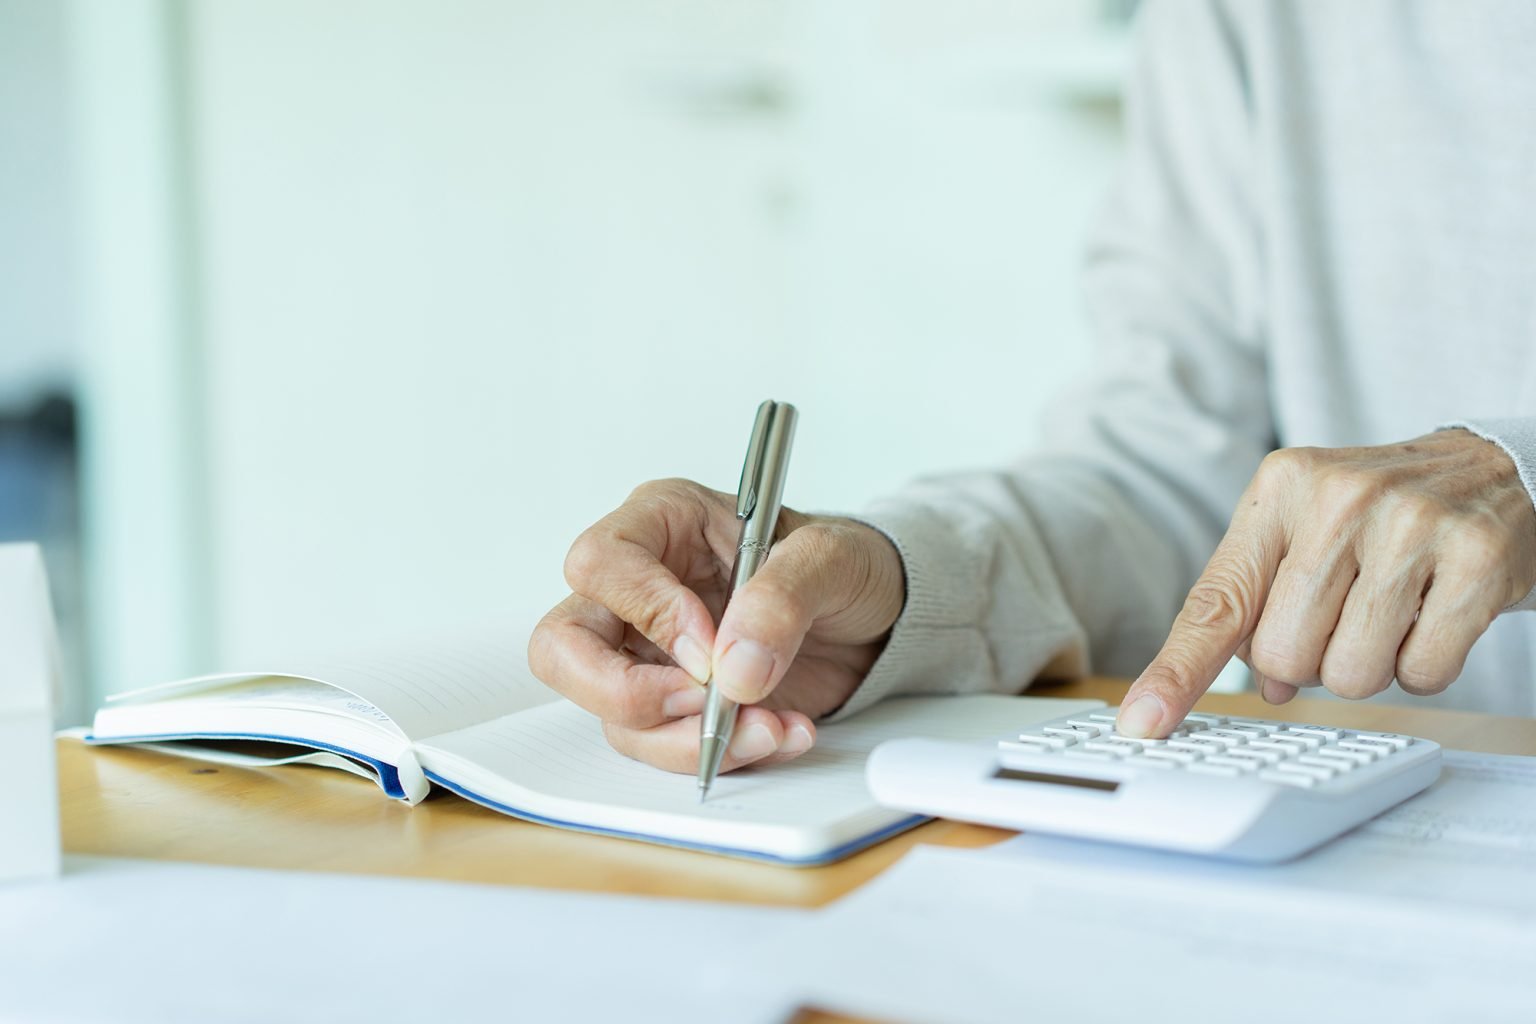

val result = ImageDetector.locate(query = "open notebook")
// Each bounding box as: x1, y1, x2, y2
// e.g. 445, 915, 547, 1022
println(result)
86, 622, 1101, 865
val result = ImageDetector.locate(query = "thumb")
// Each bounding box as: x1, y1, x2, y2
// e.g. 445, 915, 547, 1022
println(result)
1118, 521, 1281, 738
711, 522, 893, 705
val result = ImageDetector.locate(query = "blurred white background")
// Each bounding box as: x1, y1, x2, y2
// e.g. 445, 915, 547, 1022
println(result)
1, 0, 1134, 718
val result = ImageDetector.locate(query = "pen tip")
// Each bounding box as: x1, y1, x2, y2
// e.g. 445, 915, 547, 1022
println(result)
697, 783, 710, 804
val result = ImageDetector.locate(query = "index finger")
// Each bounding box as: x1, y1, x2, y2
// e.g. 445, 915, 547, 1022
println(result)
1117, 511, 1284, 737
563, 491, 718, 682
528, 595, 705, 730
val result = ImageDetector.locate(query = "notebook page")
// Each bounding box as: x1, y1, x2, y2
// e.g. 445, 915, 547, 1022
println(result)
284, 620, 557, 740
415, 694, 1101, 857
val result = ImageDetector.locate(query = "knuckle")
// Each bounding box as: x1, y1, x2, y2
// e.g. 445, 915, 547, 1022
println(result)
526, 618, 559, 681
625, 476, 692, 503
1395, 659, 1456, 696
1315, 466, 1387, 518
1443, 519, 1511, 576
1319, 660, 1391, 701
1259, 447, 1309, 480
562, 529, 606, 592
626, 582, 684, 644
1248, 637, 1318, 687
1254, 447, 1319, 494
1379, 489, 1439, 526
1180, 575, 1250, 632
625, 477, 724, 521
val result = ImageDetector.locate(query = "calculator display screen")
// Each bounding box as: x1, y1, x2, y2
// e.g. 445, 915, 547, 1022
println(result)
992, 767, 1120, 792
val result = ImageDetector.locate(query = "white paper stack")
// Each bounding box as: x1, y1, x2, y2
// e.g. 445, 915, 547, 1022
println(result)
0, 543, 61, 883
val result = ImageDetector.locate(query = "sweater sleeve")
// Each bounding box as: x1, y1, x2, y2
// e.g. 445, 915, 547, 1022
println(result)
1438, 417, 1536, 612
828, 0, 1274, 720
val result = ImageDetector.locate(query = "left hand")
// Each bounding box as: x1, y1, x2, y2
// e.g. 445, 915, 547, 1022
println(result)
1116, 429, 1536, 738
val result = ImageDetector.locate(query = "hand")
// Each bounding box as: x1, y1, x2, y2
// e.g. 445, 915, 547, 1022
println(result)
528, 478, 906, 773
1117, 429, 1536, 738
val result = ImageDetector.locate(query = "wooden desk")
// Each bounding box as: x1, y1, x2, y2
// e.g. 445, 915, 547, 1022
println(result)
61, 678, 1536, 908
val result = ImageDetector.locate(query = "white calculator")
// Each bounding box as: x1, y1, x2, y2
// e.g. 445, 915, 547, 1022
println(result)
867, 707, 1442, 862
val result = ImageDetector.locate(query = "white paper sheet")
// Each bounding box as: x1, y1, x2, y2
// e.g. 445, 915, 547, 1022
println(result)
416, 695, 1102, 862
0, 857, 801, 1024
985, 749, 1536, 921
0, 543, 61, 883
792, 843, 1536, 1024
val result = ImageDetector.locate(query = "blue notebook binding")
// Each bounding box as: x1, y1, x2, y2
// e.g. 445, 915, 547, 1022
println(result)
82, 732, 410, 800
423, 769, 927, 867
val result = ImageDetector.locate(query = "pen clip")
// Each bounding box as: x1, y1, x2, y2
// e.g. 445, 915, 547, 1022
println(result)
736, 400, 777, 520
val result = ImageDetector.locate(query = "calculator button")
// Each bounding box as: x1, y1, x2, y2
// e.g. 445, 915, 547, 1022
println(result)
1358, 733, 1411, 750
1245, 738, 1303, 754
1188, 739, 1239, 755
1334, 741, 1386, 759
1298, 754, 1359, 772
1259, 769, 1318, 788
1185, 733, 1241, 749
1086, 713, 1120, 724
1204, 728, 1254, 743
1273, 762, 1335, 781
1124, 755, 1176, 769
1044, 726, 1097, 741
1183, 713, 1228, 726
1107, 739, 1151, 755
1142, 749, 1200, 765
1316, 746, 1374, 766
1021, 732, 1080, 748
1348, 736, 1405, 753
1082, 741, 1133, 757
1063, 749, 1118, 762
1066, 718, 1109, 731
999, 737, 1066, 754
1223, 724, 1274, 737
1224, 748, 1282, 766
1271, 730, 1324, 750
1201, 755, 1260, 772
1283, 725, 1345, 742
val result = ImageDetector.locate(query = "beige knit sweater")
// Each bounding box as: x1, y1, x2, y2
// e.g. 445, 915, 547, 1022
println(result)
841, 0, 1536, 720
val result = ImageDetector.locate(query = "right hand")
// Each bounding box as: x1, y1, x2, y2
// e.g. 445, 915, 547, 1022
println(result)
528, 478, 906, 774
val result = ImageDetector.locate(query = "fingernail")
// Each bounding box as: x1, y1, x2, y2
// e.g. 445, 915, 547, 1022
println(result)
662, 687, 706, 719
780, 723, 814, 756
672, 635, 711, 684
1116, 693, 1165, 738
728, 722, 777, 762
714, 640, 775, 701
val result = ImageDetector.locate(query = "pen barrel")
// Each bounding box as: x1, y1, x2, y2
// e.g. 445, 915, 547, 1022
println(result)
723, 536, 770, 609
699, 400, 797, 794
700, 684, 738, 744
724, 400, 796, 606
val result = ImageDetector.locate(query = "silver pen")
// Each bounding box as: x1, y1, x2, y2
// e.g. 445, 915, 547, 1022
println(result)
697, 399, 798, 802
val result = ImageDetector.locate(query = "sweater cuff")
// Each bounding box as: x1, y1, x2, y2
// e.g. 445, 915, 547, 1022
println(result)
822, 502, 994, 722
1440, 419, 1536, 611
